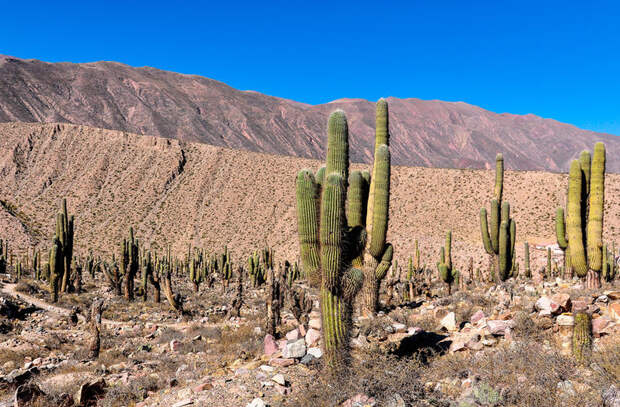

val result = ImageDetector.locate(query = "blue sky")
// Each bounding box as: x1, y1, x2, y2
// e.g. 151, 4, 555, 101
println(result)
2, 1, 620, 134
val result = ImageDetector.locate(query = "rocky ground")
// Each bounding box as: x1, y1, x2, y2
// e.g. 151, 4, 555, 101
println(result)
0, 270, 618, 407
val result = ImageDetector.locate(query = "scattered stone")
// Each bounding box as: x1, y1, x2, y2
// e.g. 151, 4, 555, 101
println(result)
309, 318, 321, 330
551, 293, 571, 312
487, 320, 515, 336
470, 310, 486, 325
300, 354, 315, 365
264, 334, 278, 356
269, 358, 295, 367
342, 393, 377, 407
305, 328, 321, 347
610, 303, 620, 323
247, 398, 267, 407
392, 323, 407, 333
282, 338, 306, 359
271, 374, 286, 386
556, 314, 574, 326
607, 291, 620, 301
285, 329, 299, 341
592, 317, 612, 337
307, 347, 323, 358
259, 365, 274, 373
535, 296, 560, 316
172, 399, 193, 407
192, 381, 213, 392
440, 312, 457, 331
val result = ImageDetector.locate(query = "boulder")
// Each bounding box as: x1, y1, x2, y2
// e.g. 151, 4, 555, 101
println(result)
551, 293, 571, 312
263, 334, 278, 356
440, 312, 458, 332
282, 339, 306, 359
535, 296, 560, 316
610, 302, 620, 323
470, 310, 486, 325
305, 328, 321, 347
487, 320, 515, 336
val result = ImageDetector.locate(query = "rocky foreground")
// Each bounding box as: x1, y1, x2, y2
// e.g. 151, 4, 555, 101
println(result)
0, 271, 618, 407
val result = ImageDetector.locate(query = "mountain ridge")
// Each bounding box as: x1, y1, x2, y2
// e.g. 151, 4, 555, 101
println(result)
1, 55, 619, 172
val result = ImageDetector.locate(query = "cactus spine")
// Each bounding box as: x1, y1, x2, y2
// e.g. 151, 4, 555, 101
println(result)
560, 143, 606, 288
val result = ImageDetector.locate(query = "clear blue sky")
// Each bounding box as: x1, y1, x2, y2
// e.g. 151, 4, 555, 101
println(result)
2, 1, 620, 134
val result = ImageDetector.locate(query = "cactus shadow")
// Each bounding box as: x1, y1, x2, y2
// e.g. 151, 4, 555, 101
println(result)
390, 330, 450, 363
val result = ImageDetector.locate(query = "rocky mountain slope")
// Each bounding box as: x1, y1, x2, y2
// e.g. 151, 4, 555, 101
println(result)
2, 122, 620, 272
1, 55, 620, 172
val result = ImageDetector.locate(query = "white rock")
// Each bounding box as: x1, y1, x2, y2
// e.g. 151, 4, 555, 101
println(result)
307, 347, 323, 358
282, 339, 306, 359
247, 398, 267, 407
440, 312, 457, 331
272, 373, 286, 385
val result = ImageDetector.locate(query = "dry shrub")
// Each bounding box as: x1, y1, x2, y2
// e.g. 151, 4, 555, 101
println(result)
14, 281, 38, 295
590, 341, 620, 391
285, 350, 432, 407
422, 340, 595, 407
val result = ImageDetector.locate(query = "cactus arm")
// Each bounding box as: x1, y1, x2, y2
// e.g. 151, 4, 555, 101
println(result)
555, 207, 568, 250
567, 160, 588, 277
586, 142, 605, 272
375, 243, 393, 281
480, 208, 494, 255
494, 153, 504, 203
296, 169, 321, 286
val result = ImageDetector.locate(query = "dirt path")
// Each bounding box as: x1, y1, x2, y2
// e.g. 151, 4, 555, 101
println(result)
0, 283, 194, 329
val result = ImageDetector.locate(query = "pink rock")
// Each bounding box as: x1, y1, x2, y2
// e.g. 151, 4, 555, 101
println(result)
449, 339, 467, 353
572, 299, 589, 312
552, 293, 571, 312
487, 319, 515, 336
269, 358, 295, 367
536, 296, 561, 315
298, 324, 307, 337
610, 302, 620, 322
277, 339, 287, 351
286, 329, 300, 341
193, 381, 213, 392
471, 310, 486, 325
592, 317, 611, 337
341, 394, 377, 407
264, 334, 278, 356
305, 328, 321, 346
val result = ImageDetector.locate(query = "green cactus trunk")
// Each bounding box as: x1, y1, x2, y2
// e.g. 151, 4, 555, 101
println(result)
572, 311, 592, 364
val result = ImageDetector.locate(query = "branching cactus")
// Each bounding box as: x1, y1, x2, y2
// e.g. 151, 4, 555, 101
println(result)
480, 154, 516, 281
557, 143, 606, 288
295, 106, 391, 368
57, 199, 75, 293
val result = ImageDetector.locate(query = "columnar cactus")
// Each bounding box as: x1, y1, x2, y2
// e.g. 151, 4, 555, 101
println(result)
572, 311, 592, 364
296, 100, 392, 319
437, 231, 456, 294
121, 227, 139, 300
49, 237, 62, 302
295, 106, 391, 367
480, 154, 516, 281
56, 199, 74, 293
524, 242, 531, 278
0, 240, 6, 275
557, 143, 606, 289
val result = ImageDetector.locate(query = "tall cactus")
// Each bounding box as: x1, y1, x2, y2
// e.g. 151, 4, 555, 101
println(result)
437, 231, 456, 294
524, 242, 531, 278
558, 143, 606, 288
295, 109, 380, 368
480, 154, 516, 282
360, 99, 393, 315
296, 100, 392, 318
57, 199, 74, 293
49, 237, 62, 302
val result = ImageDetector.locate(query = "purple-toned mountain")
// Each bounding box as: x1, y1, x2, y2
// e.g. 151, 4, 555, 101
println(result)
1, 55, 618, 171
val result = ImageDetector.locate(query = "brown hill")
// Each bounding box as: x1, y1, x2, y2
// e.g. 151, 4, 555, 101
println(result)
2, 122, 620, 273
1, 55, 620, 172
